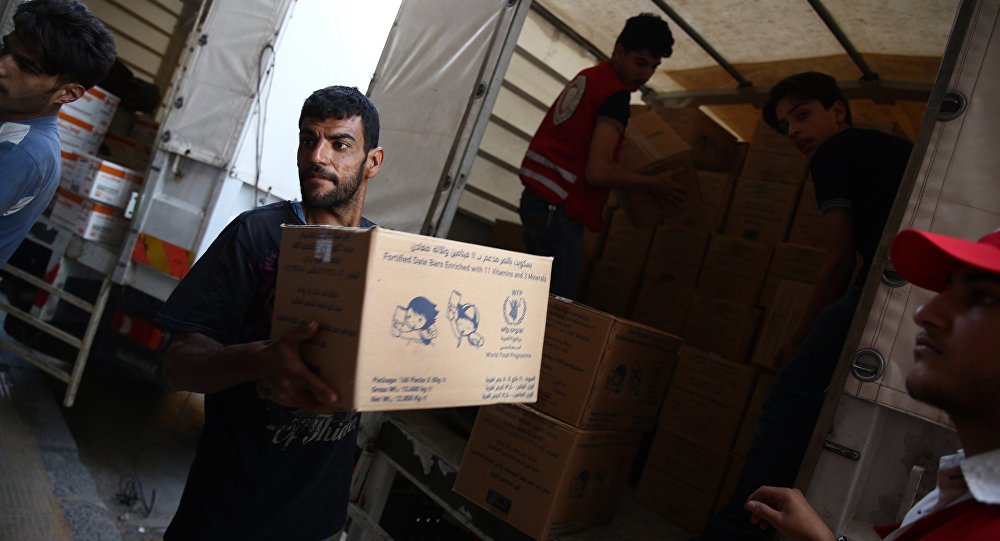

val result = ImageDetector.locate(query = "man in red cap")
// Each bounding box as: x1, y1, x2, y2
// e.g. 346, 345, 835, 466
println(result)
742, 226, 1000, 541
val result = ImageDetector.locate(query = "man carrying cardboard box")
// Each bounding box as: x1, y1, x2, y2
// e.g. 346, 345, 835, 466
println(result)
0, 0, 116, 267
518, 13, 686, 299
744, 227, 1000, 541
697, 72, 913, 540
155, 86, 384, 541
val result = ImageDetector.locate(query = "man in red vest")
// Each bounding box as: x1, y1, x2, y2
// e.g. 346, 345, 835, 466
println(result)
742, 227, 1000, 541
518, 13, 685, 299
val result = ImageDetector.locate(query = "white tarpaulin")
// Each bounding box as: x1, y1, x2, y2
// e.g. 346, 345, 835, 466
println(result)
159, 0, 294, 168
363, 0, 527, 233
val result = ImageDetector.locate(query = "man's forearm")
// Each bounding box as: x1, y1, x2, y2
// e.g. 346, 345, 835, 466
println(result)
163, 332, 262, 394
585, 159, 658, 191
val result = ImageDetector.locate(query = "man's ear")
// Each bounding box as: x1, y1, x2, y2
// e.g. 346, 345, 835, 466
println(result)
831, 100, 847, 124
365, 147, 384, 179
611, 42, 625, 63
55, 83, 86, 105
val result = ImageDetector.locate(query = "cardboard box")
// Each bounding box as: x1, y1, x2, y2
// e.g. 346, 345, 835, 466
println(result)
723, 178, 800, 243
636, 429, 730, 533
581, 259, 642, 318
714, 454, 747, 513
654, 106, 741, 171
59, 148, 85, 185
758, 242, 826, 306
270, 225, 552, 411
630, 281, 693, 336
57, 111, 106, 155
787, 181, 826, 248
733, 371, 776, 458
99, 132, 153, 173
749, 119, 800, 156
683, 295, 761, 363
619, 109, 692, 173
739, 146, 810, 185
750, 280, 815, 370
62, 86, 119, 133
655, 346, 757, 450
63, 155, 143, 209
534, 297, 681, 431
129, 115, 160, 147
616, 110, 701, 228
49, 187, 128, 243
695, 235, 773, 305
454, 403, 643, 540
642, 226, 709, 289
663, 170, 734, 232
600, 208, 657, 269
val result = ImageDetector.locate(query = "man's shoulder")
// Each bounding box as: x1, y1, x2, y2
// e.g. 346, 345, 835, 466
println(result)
0, 119, 60, 189
826, 127, 911, 151
813, 127, 911, 167
1, 118, 59, 153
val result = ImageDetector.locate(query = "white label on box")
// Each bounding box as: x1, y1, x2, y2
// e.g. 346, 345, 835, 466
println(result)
314, 235, 333, 262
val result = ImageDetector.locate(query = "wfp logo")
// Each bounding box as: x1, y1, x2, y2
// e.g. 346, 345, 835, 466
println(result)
503, 295, 527, 326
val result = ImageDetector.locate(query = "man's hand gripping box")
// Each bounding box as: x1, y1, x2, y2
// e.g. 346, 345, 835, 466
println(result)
271, 225, 553, 411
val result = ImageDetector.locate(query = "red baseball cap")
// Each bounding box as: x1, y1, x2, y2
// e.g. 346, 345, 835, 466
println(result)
890, 227, 1000, 292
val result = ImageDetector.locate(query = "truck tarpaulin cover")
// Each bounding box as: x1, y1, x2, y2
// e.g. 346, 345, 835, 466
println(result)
159, 0, 294, 168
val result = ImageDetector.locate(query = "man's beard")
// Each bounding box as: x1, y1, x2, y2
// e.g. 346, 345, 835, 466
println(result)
300, 158, 366, 210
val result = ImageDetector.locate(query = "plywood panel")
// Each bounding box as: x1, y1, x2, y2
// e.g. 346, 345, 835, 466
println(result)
478, 122, 529, 169
491, 87, 547, 138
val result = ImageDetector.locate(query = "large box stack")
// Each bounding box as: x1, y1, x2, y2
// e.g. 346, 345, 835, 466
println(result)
51, 86, 148, 243
454, 296, 682, 539
479, 107, 901, 535
617, 114, 821, 532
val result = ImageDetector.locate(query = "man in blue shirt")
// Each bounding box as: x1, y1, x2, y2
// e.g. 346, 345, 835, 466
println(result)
0, 0, 116, 267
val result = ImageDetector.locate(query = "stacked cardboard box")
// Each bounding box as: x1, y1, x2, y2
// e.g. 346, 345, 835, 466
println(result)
454, 296, 682, 539
57, 86, 119, 155
636, 347, 756, 532
98, 108, 158, 173
454, 403, 644, 540
614, 109, 702, 228
652, 106, 741, 173
49, 187, 128, 244
50, 86, 139, 243
477, 109, 903, 535
582, 208, 655, 316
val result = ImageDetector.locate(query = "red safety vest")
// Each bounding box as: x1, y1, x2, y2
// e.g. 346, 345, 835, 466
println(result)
875, 499, 1000, 540
519, 61, 627, 231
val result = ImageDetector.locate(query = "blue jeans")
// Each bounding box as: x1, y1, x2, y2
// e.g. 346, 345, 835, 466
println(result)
699, 280, 864, 540
518, 188, 583, 299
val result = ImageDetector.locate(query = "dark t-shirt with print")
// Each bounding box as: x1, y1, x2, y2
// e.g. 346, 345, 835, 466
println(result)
156, 201, 373, 541
811, 127, 913, 277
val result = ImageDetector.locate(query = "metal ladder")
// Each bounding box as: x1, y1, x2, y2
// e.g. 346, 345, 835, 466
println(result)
0, 219, 115, 407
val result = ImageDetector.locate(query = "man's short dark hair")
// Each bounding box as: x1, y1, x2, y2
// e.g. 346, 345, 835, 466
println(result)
762, 71, 853, 133
616, 13, 673, 58
299, 86, 380, 153
13, 0, 117, 89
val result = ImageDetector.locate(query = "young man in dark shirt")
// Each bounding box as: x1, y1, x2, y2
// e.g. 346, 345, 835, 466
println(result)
518, 13, 685, 299
155, 86, 383, 541
697, 72, 913, 541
